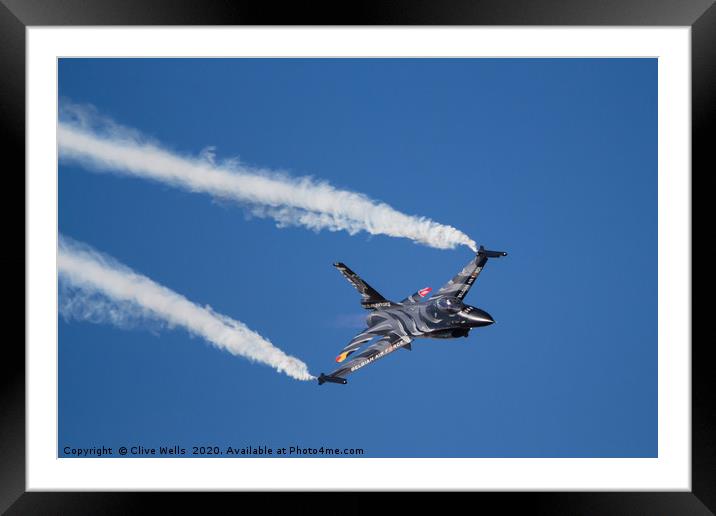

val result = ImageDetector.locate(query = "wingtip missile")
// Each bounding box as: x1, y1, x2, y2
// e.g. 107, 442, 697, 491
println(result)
318, 373, 348, 385
477, 245, 508, 258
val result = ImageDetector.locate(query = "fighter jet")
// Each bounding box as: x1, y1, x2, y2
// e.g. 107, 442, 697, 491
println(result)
318, 246, 507, 385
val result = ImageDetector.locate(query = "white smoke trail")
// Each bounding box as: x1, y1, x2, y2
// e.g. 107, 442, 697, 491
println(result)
58, 236, 314, 381
58, 103, 478, 252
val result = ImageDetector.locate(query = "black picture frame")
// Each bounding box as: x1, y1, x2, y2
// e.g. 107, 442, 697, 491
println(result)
5, 0, 710, 513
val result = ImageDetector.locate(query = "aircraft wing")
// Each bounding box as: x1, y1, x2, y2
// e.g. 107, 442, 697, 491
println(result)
319, 333, 412, 384
434, 254, 488, 300
334, 315, 401, 363
435, 247, 507, 301
334, 329, 375, 363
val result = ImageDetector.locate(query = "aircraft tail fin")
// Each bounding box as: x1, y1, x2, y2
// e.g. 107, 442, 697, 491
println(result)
333, 262, 392, 310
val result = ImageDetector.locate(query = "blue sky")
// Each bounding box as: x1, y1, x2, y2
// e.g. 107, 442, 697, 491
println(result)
58, 58, 657, 457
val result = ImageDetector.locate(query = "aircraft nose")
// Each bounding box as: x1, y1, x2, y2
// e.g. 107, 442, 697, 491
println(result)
461, 307, 495, 327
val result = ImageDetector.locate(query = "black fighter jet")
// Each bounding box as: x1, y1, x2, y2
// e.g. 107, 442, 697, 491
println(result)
318, 246, 507, 385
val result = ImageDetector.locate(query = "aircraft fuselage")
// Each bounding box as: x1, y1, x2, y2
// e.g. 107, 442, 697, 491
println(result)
362, 296, 495, 342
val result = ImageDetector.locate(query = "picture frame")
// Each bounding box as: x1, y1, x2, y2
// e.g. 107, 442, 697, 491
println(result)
6, 0, 710, 512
